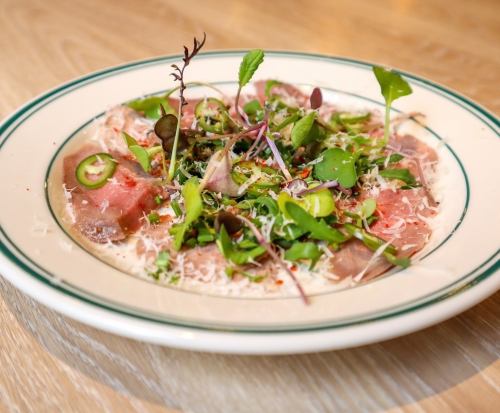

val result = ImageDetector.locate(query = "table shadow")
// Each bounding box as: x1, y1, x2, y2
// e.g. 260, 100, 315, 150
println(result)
2, 277, 499, 413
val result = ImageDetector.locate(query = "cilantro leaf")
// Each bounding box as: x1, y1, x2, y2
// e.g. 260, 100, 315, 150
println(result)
313, 148, 357, 188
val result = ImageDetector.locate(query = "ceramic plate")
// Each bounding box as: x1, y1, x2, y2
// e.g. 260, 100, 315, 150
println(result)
0, 51, 498, 354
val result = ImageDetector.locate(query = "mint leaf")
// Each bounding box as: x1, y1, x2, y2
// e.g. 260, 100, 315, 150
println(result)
291, 112, 316, 148
239, 49, 264, 87
313, 148, 357, 188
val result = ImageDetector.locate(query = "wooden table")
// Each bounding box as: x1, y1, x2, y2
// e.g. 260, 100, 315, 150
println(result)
1, 0, 499, 411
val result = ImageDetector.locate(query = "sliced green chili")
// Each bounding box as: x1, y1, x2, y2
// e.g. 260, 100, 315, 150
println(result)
75, 153, 117, 189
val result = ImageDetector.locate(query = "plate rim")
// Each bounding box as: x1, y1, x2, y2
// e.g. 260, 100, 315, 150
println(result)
0, 51, 499, 346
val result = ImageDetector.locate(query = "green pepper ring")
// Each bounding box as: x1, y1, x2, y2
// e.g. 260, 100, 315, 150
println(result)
75, 153, 117, 189
195, 97, 236, 134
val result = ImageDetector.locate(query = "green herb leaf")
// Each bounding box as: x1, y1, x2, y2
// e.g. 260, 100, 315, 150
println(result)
155, 251, 170, 271
285, 202, 346, 244
379, 168, 417, 185
173, 177, 203, 250
216, 226, 266, 265
373, 66, 413, 106
359, 198, 377, 219
147, 212, 160, 224
343, 223, 397, 255
372, 66, 412, 144
129, 145, 151, 172
243, 99, 263, 116
123, 132, 159, 173
238, 49, 265, 87
264, 80, 281, 98
127, 96, 175, 119
374, 153, 404, 166
314, 148, 357, 188
291, 112, 316, 148
284, 242, 323, 269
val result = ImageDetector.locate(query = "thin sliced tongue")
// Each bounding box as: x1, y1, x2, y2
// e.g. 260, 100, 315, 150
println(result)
63, 145, 162, 243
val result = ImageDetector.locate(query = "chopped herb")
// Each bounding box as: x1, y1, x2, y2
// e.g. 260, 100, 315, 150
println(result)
171, 199, 182, 217
147, 212, 160, 224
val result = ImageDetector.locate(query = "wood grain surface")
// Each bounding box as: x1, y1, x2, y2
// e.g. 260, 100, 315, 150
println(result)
0, 0, 499, 412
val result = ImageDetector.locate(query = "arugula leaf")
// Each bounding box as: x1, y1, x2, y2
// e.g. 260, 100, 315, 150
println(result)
127, 96, 175, 119
285, 202, 346, 244
284, 242, 323, 269
239, 49, 265, 87
172, 177, 203, 250
291, 112, 316, 148
217, 226, 266, 265
379, 168, 417, 185
314, 148, 357, 188
372, 66, 412, 144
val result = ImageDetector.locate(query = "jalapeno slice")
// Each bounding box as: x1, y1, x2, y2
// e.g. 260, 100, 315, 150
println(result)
195, 98, 237, 134
75, 153, 117, 189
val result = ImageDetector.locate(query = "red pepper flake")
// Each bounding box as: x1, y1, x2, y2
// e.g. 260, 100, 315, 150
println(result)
300, 168, 311, 179
290, 264, 298, 272
276, 279, 284, 285
124, 176, 137, 187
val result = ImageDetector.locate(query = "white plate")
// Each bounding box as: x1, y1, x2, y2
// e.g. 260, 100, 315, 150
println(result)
0, 51, 498, 354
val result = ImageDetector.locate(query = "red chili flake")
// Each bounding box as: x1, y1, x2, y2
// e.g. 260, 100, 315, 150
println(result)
290, 264, 298, 272
124, 176, 137, 187
300, 168, 311, 179
276, 279, 284, 285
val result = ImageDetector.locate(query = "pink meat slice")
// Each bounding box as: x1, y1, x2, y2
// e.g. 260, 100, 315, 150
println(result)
330, 188, 435, 281
168, 98, 199, 129
63, 145, 161, 243
254, 80, 309, 107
